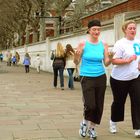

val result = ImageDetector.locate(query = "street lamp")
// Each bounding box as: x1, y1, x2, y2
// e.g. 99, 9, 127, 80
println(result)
35, 11, 62, 35
35, 2, 62, 36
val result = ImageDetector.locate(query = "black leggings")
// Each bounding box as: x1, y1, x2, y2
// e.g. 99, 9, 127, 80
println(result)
25, 65, 29, 73
80, 74, 106, 124
110, 75, 140, 129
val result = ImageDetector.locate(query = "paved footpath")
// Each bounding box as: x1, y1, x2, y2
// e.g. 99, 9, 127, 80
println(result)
0, 62, 136, 140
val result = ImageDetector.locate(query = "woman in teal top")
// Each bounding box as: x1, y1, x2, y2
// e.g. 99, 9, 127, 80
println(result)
74, 19, 113, 139
80, 41, 105, 77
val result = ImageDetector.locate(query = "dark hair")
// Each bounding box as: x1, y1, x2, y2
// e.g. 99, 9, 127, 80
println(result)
65, 44, 74, 56
87, 19, 101, 33
88, 19, 101, 28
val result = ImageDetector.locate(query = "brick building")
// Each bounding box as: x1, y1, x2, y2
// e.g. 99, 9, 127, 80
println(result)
81, 0, 140, 27
24, 0, 140, 45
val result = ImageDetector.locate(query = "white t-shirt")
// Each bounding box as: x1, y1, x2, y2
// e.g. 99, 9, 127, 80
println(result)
111, 37, 140, 81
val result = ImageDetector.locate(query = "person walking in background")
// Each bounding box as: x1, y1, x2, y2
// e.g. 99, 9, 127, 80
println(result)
11, 55, 16, 66
6, 50, 12, 66
15, 51, 20, 65
0, 52, 3, 62
34, 54, 42, 73
23, 53, 31, 73
74, 19, 113, 139
109, 20, 140, 137
52, 42, 66, 90
65, 44, 76, 90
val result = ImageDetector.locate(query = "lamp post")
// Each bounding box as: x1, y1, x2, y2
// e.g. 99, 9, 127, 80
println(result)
37, 15, 62, 34
35, 2, 62, 40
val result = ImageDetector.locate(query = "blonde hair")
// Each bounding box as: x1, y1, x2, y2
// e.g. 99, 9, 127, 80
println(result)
122, 20, 136, 33
55, 42, 65, 57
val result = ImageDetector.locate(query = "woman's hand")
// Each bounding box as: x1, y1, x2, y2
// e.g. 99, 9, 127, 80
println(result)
108, 51, 115, 60
74, 49, 81, 65
74, 41, 85, 65
125, 55, 137, 64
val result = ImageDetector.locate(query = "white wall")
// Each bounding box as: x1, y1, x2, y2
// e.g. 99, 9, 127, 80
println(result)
2, 20, 140, 86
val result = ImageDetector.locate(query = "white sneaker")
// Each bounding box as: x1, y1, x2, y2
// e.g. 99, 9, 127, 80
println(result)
79, 122, 88, 137
135, 129, 140, 137
109, 120, 117, 133
88, 128, 97, 139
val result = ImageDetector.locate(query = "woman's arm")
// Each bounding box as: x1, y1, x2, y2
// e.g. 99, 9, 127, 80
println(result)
74, 41, 85, 65
138, 58, 140, 71
103, 42, 114, 66
112, 55, 137, 65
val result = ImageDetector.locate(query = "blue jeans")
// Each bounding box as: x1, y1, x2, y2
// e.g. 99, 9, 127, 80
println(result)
53, 67, 64, 87
67, 68, 75, 89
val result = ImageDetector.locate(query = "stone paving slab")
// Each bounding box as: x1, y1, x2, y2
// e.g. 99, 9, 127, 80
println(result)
0, 62, 137, 140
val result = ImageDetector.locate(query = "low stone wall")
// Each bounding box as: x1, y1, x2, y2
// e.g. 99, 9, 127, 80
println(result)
2, 13, 140, 86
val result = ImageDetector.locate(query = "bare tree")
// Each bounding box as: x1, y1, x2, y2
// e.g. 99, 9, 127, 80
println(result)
0, 0, 87, 49
0, 0, 97, 49
0, 0, 42, 48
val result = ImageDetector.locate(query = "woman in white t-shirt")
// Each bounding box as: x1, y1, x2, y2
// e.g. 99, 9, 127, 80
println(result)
109, 20, 140, 137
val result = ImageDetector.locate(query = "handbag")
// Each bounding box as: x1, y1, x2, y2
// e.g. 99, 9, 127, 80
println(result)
74, 67, 80, 82
50, 51, 55, 60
